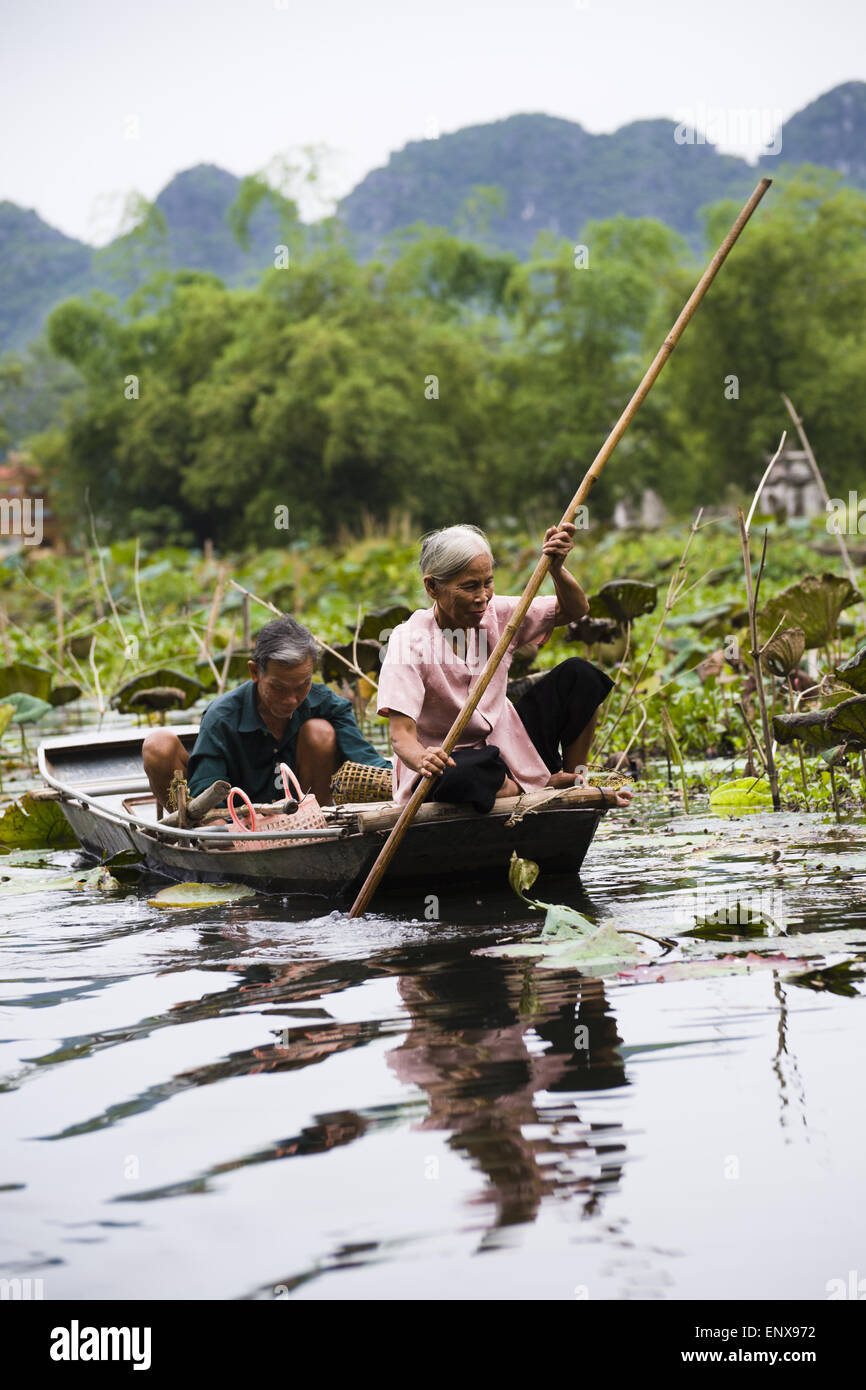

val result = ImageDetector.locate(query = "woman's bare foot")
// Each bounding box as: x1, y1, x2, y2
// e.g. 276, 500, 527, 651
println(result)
611, 785, 635, 808
546, 769, 584, 789
544, 772, 635, 807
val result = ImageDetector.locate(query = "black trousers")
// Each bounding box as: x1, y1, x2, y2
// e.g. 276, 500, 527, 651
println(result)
424, 657, 614, 813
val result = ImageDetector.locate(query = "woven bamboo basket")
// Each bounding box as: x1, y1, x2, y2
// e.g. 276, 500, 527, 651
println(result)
331, 761, 394, 804
583, 762, 633, 790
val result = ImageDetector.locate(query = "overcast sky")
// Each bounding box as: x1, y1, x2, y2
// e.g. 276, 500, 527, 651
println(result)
2, 0, 863, 244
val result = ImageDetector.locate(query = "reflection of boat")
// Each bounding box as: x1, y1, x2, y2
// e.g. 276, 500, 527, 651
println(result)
38, 726, 612, 899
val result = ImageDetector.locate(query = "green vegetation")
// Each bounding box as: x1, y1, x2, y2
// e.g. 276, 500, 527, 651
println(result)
3, 171, 861, 547
1, 120, 865, 828
0, 511, 864, 818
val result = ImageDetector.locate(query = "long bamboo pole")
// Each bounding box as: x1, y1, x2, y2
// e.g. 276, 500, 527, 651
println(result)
349, 177, 773, 917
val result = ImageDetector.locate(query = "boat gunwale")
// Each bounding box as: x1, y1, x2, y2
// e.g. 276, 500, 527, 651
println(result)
37, 745, 347, 845
38, 731, 610, 857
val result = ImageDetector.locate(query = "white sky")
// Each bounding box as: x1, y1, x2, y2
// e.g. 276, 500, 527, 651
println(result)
2, 0, 864, 245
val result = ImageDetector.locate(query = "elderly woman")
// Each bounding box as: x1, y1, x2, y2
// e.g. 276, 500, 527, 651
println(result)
377, 523, 632, 812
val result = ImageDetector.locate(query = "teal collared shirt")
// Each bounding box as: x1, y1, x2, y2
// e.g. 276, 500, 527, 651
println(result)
186, 680, 389, 803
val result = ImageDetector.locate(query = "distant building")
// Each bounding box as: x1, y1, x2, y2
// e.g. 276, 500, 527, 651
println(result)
0, 450, 63, 553
613, 487, 669, 530
761, 443, 823, 520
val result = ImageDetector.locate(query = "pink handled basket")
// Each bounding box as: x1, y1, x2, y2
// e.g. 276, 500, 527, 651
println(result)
223, 764, 328, 850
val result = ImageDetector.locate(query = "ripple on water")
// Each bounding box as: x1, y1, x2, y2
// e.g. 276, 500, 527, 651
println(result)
1, 799, 865, 1298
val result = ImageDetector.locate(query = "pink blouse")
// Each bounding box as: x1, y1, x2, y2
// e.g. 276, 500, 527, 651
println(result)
377, 594, 558, 804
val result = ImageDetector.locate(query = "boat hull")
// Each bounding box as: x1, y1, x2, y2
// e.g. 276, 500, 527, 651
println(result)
39, 725, 608, 902
115, 806, 604, 900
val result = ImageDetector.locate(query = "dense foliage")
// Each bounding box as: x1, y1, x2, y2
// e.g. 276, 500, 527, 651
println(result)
4, 170, 862, 547
1, 516, 865, 813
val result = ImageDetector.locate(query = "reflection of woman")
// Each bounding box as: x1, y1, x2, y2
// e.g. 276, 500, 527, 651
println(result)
386, 957, 628, 1228
377, 523, 632, 813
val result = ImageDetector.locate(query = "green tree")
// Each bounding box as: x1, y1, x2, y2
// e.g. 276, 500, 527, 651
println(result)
648, 168, 866, 505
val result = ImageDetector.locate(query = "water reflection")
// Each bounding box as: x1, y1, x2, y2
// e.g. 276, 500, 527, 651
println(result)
5, 799, 866, 1299
772, 977, 809, 1136
386, 955, 627, 1228
92, 944, 628, 1242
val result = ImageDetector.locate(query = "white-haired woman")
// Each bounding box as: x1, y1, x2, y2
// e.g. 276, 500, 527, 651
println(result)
377, 523, 632, 813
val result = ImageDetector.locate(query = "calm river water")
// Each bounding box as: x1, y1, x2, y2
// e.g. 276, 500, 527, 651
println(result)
2, 798, 865, 1301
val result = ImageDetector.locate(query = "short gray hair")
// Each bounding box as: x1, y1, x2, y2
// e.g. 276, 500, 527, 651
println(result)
253, 616, 318, 672
419, 524, 493, 584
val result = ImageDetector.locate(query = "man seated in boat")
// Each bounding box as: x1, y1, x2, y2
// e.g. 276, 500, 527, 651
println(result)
142, 616, 389, 809
376, 523, 634, 813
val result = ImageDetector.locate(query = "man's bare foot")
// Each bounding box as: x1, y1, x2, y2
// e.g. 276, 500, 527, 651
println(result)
496, 776, 520, 798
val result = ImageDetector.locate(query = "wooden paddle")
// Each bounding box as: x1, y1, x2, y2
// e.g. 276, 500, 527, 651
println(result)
348, 177, 773, 918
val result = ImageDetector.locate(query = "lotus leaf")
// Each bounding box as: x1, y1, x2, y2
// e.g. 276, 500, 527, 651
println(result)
819, 745, 849, 767
772, 710, 839, 751
827, 695, 866, 745
148, 881, 257, 908
66, 635, 95, 660
48, 683, 83, 707
539, 904, 597, 938
758, 574, 861, 650
0, 865, 121, 895
508, 851, 541, 904
786, 961, 866, 998
618, 953, 809, 986
3, 848, 59, 866
687, 904, 779, 940
566, 615, 620, 646
0, 795, 78, 848
477, 921, 645, 972
589, 580, 657, 625
709, 778, 773, 811
126, 686, 189, 712
835, 644, 866, 694
320, 640, 383, 686
113, 668, 204, 713
356, 604, 412, 643
0, 663, 53, 700
761, 627, 805, 678
4, 693, 54, 725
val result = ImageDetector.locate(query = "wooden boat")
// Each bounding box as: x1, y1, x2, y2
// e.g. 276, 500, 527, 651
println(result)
37, 726, 612, 901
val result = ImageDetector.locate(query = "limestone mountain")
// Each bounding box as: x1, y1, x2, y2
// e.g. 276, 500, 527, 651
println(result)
1, 81, 864, 353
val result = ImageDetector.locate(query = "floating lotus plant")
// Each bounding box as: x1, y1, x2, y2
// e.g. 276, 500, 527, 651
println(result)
0, 793, 79, 849
582, 581, 658, 668
709, 777, 774, 813
148, 881, 257, 908
773, 672, 866, 818
48, 683, 83, 707
474, 853, 668, 972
